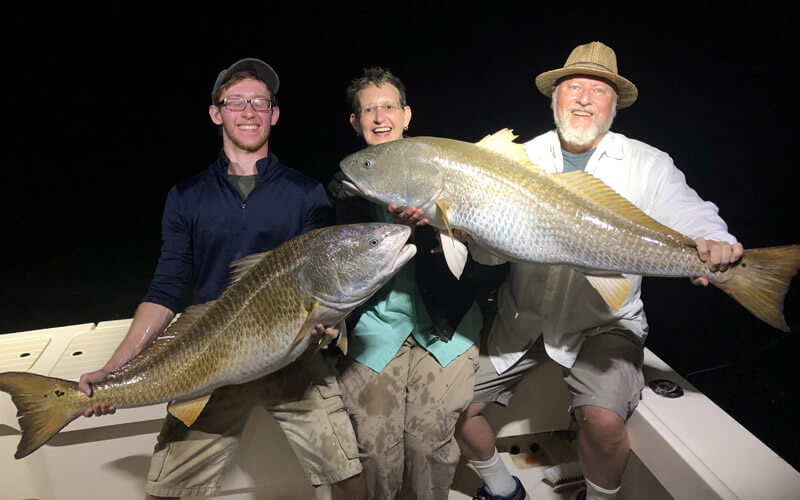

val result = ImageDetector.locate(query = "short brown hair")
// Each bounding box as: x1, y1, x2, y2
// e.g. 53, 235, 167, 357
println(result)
346, 67, 407, 114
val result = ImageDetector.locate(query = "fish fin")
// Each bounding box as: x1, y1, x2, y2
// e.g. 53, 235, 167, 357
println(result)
585, 275, 633, 311
315, 331, 334, 353
713, 245, 800, 331
554, 171, 695, 245
229, 251, 269, 284
435, 197, 468, 278
293, 302, 320, 346
336, 322, 348, 355
167, 395, 212, 427
0, 372, 83, 459
440, 231, 469, 280
436, 199, 454, 238
475, 129, 543, 171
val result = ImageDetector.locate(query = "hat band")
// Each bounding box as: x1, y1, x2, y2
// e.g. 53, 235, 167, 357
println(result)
565, 61, 615, 74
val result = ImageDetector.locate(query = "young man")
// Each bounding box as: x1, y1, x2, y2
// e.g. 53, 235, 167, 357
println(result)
328, 67, 507, 500
78, 58, 365, 500
455, 42, 743, 500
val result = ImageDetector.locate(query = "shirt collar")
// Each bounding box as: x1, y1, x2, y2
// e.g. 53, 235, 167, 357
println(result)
546, 129, 626, 163
215, 148, 280, 178
592, 131, 625, 160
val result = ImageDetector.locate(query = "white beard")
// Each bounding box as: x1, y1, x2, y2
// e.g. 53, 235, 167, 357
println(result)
551, 94, 617, 149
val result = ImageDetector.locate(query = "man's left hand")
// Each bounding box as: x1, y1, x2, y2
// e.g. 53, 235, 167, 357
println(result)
691, 237, 744, 286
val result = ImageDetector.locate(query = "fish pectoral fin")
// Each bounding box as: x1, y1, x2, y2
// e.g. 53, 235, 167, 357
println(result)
585, 275, 633, 312
440, 232, 468, 280
292, 302, 320, 346
167, 394, 212, 427
435, 197, 469, 278
335, 321, 348, 355
435, 199, 454, 238
315, 332, 334, 353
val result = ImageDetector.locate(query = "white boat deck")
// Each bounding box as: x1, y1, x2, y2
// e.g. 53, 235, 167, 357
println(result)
1, 320, 798, 499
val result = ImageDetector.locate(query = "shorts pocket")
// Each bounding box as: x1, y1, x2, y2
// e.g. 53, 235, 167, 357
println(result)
327, 406, 360, 461
147, 443, 171, 482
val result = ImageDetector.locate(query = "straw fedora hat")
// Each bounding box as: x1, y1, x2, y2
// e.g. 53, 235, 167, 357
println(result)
535, 41, 638, 108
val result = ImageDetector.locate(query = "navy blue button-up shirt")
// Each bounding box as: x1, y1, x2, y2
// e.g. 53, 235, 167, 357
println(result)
142, 150, 332, 313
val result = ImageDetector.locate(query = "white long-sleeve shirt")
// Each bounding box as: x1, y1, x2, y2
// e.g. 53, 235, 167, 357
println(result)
474, 130, 737, 373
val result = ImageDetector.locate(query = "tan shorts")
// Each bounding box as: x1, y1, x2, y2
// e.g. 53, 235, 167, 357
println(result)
473, 330, 644, 420
337, 336, 479, 500
145, 349, 362, 498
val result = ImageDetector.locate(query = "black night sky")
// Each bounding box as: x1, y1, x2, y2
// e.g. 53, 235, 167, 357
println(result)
2, 4, 798, 471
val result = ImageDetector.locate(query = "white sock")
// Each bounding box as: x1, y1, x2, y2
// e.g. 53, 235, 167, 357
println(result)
469, 449, 517, 497
585, 476, 620, 500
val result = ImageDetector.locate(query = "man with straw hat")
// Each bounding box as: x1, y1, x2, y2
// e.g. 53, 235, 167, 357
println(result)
455, 42, 743, 500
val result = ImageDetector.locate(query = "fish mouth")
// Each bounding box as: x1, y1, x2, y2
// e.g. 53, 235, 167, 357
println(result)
340, 176, 364, 197
386, 243, 417, 276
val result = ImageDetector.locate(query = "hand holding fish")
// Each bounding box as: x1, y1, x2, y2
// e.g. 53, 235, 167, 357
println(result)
311, 324, 340, 349
78, 370, 116, 417
388, 204, 428, 227
691, 237, 745, 286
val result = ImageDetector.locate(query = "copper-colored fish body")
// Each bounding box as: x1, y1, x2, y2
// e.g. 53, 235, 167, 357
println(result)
0, 223, 416, 458
340, 130, 800, 331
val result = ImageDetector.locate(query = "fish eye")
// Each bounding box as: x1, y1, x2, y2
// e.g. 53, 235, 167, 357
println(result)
368, 237, 379, 247
363, 159, 372, 169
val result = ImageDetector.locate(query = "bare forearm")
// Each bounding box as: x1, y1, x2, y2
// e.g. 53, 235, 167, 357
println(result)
101, 302, 175, 371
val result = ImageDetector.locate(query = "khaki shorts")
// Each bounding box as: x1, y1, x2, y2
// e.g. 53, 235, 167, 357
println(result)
473, 330, 644, 420
337, 336, 479, 500
145, 349, 362, 498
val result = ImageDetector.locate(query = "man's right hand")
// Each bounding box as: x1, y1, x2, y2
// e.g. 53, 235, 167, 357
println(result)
78, 369, 116, 417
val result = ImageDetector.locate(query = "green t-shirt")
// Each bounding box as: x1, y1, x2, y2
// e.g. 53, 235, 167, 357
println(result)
228, 173, 258, 200
562, 148, 595, 172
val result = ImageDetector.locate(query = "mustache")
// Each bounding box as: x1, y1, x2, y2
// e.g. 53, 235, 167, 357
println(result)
568, 105, 595, 114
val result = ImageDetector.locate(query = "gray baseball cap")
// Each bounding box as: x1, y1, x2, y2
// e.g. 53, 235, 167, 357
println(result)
211, 58, 280, 100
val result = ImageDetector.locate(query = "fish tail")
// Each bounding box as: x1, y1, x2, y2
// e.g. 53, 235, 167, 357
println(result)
0, 371, 83, 459
714, 245, 800, 331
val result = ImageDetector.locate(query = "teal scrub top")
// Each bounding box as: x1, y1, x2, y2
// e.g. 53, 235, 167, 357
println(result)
347, 206, 481, 373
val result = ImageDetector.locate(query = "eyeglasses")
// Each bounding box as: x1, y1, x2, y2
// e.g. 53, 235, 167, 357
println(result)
217, 97, 273, 112
360, 102, 404, 115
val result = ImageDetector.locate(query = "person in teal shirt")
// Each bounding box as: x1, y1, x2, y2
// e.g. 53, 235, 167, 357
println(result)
328, 67, 508, 500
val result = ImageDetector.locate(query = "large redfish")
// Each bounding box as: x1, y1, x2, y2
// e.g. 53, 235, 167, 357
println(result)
339, 129, 799, 332
0, 223, 416, 459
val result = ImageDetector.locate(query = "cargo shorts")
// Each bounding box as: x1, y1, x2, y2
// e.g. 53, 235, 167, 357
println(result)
473, 329, 645, 420
145, 348, 362, 498
337, 336, 479, 500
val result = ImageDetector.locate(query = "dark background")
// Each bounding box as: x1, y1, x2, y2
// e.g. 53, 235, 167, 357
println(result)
3, 4, 798, 471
